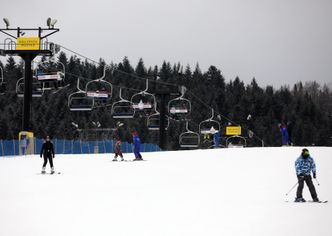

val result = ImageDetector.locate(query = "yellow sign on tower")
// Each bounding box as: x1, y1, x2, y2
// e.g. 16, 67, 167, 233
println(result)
226, 126, 242, 136
16, 37, 40, 50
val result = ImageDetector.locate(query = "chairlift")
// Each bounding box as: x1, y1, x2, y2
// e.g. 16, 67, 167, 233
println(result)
199, 108, 221, 134
226, 135, 247, 148
35, 60, 65, 91
68, 79, 94, 111
16, 77, 44, 98
179, 120, 200, 148
0, 67, 6, 95
131, 79, 156, 115
85, 67, 113, 107
111, 88, 135, 118
168, 86, 191, 120
147, 101, 169, 130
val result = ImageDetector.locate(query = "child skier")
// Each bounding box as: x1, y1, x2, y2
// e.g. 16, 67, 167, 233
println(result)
294, 148, 319, 202
113, 139, 124, 161
132, 131, 143, 161
40, 136, 55, 174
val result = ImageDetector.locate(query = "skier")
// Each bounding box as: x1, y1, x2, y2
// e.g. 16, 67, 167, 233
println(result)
286, 121, 294, 145
113, 138, 124, 161
213, 131, 220, 148
279, 122, 290, 146
294, 148, 319, 202
40, 136, 55, 174
132, 131, 143, 161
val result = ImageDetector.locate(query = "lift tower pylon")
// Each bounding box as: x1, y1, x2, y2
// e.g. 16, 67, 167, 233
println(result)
0, 21, 59, 131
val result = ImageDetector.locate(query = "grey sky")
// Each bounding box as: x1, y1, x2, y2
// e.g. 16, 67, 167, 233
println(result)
1, 0, 332, 88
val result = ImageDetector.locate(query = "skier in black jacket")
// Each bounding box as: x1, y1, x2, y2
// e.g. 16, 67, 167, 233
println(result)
40, 136, 55, 174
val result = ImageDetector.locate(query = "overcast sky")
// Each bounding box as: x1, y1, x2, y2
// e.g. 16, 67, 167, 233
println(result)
1, 0, 331, 88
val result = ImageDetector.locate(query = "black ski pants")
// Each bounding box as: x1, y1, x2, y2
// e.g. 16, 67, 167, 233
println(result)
42, 154, 54, 168
296, 175, 317, 199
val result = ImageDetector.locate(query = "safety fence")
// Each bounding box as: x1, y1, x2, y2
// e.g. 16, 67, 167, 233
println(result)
0, 139, 162, 157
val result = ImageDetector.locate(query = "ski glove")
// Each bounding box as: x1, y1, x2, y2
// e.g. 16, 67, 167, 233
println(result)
313, 172, 316, 179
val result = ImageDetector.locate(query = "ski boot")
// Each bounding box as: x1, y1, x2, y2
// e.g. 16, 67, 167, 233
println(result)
295, 197, 306, 202
112, 158, 118, 162
41, 167, 46, 174
313, 198, 320, 202
120, 157, 124, 161
50, 167, 55, 175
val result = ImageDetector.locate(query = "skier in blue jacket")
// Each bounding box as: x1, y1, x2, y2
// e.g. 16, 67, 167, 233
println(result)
132, 131, 143, 161
213, 131, 220, 148
279, 123, 290, 146
294, 148, 319, 202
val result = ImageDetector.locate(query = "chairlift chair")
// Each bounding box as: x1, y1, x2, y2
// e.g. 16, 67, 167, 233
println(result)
226, 135, 247, 148
16, 77, 44, 98
85, 67, 113, 108
147, 101, 169, 130
168, 86, 191, 120
0, 67, 6, 95
35, 60, 65, 91
68, 79, 94, 111
131, 79, 156, 116
111, 88, 135, 118
179, 120, 200, 148
199, 108, 221, 134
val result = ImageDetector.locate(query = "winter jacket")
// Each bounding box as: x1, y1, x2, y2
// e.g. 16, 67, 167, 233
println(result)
295, 155, 316, 176
213, 132, 220, 148
133, 136, 141, 152
114, 141, 122, 154
40, 141, 55, 157
280, 126, 289, 145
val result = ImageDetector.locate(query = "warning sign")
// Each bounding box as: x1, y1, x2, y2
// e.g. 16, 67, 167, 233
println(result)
16, 37, 40, 50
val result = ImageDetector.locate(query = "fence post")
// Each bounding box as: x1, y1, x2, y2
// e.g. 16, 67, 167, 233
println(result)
0, 140, 3, 156
13, 139, 16, 156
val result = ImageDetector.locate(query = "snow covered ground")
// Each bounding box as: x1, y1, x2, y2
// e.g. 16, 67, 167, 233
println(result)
0, 147, 331, 236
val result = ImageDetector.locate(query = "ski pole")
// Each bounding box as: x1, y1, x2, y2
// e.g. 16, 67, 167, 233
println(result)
314, 178, 320, 186
286, 181, 298, 196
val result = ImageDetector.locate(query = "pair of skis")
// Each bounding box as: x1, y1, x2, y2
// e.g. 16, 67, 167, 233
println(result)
285, 200, 328, 203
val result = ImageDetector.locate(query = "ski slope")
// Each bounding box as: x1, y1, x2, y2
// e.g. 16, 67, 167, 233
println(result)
0, 147, 331, 236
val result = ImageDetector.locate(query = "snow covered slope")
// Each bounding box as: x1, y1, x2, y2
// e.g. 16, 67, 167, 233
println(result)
0, 147, 331, 236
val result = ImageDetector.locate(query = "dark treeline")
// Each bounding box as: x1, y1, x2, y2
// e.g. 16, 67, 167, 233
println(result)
0, 52, 331, 148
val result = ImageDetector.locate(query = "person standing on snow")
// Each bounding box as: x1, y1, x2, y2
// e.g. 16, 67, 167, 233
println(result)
294, 148, 319, 202
279, 122, 290, 146
132, 131, 143, 161
113, 138, 124, 161
40, 136, 55, 174
213, 131, 221, 148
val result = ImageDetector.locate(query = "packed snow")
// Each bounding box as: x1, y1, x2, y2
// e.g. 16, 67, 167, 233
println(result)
0, 147, 331, 236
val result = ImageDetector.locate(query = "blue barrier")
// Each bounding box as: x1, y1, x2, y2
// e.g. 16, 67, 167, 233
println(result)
0, 139, 162, 157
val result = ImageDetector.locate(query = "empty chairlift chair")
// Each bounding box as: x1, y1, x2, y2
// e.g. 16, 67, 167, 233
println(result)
85, 67, 113, 108
226, 135, 247, 148
16, 77, 44, 98
111, 88, 135, 118
147, 101, 169, 130
68, 79, 94, 111
179, 120, 200, 148
199, 108, 221, 135
131, 79, 156, 116
168, 86, 191, 121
